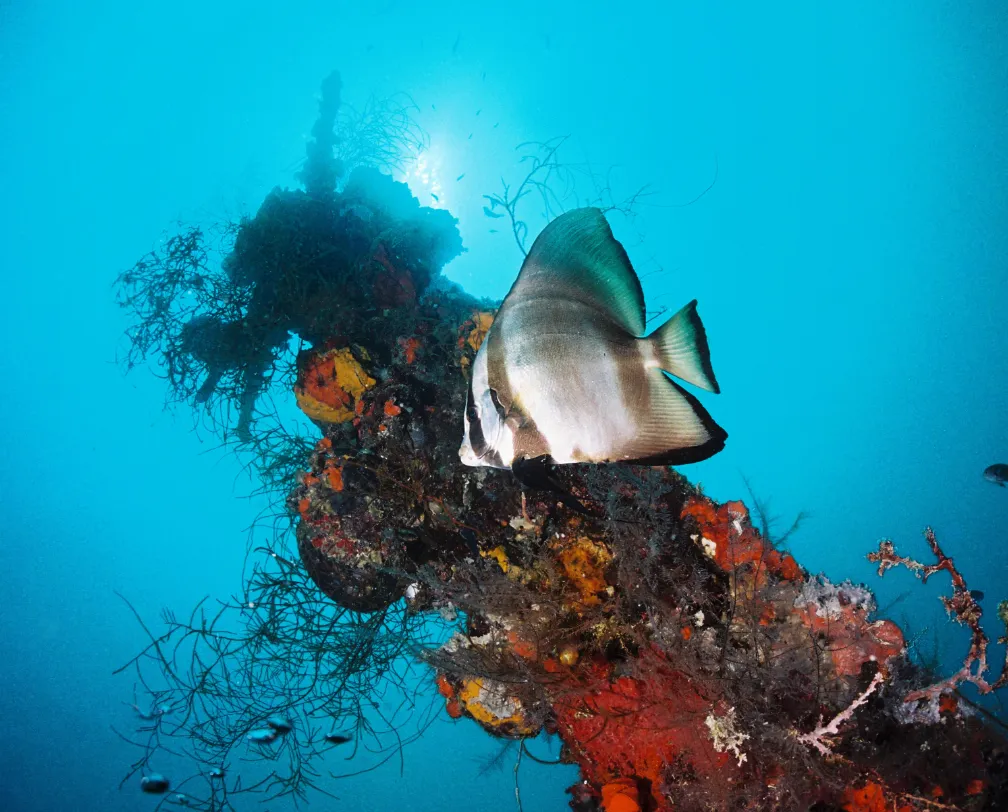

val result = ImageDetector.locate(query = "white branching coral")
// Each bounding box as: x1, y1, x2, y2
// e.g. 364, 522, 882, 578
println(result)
797, 670, 885, 756
705, 706, 749, 767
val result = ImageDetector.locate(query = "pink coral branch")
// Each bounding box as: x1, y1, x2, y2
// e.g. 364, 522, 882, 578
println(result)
796, 670, 885, 756
868, 527, 1008, 704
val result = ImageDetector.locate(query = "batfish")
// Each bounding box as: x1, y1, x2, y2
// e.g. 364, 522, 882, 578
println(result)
459, 207, 726, 476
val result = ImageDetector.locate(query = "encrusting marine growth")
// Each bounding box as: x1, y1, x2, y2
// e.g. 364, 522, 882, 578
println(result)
114, 70, 1008, 811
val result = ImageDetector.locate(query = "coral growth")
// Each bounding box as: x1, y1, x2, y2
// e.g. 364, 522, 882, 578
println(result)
294, 346, 376, 424
115, 71, 1008, 812
116, 72, 464, 442
870, 528, 1008, 706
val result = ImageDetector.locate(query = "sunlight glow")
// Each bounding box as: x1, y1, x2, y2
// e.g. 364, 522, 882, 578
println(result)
399, 145, 446, 210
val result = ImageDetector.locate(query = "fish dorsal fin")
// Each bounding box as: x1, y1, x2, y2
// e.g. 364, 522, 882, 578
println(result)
511, 208, 646, 335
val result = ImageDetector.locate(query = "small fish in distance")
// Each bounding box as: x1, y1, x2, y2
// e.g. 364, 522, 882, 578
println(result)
983, 463, 1008, 486
325, 733, 353, 744
209, 767, 225, 779
459, 207, 725, 472
266, 716, 293, 733
247, 728, 279, 744
140, 774, 170, 794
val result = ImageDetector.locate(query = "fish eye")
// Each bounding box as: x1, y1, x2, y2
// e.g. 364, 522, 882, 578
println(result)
464, 378, 489, 458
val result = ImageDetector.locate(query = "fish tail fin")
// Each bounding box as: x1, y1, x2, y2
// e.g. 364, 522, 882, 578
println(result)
645, 299, 720, 393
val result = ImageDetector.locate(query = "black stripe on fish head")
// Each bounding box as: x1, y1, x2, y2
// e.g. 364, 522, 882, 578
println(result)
485, 325, 515, 414
465, 375, 489, 458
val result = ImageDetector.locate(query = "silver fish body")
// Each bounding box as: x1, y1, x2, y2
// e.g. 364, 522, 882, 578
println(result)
460, 208, 726, 470
247, 728, 279, 744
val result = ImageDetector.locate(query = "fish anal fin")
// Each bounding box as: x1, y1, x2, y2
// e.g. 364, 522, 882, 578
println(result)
620, 373, 727, 465
645, 299, 720, 393
512, 455, 553, 489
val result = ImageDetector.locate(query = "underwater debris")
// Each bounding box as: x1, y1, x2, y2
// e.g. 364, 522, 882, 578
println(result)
114, 70, 1008, 812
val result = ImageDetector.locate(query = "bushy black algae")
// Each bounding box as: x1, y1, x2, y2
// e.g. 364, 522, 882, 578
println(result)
115, 71, 1008, 811
113, 71, 470, 808
116, 70, 462, 445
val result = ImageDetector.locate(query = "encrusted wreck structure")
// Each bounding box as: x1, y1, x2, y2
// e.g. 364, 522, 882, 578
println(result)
115, 71, 1008, 811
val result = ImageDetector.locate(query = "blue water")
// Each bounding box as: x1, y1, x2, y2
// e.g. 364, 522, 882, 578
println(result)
1, 2, 1005, 810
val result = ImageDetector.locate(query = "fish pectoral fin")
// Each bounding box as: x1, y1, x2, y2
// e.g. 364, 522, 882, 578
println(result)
512, 456, 593, 515
621, 373, 728, 465
644, 299, 720, 393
